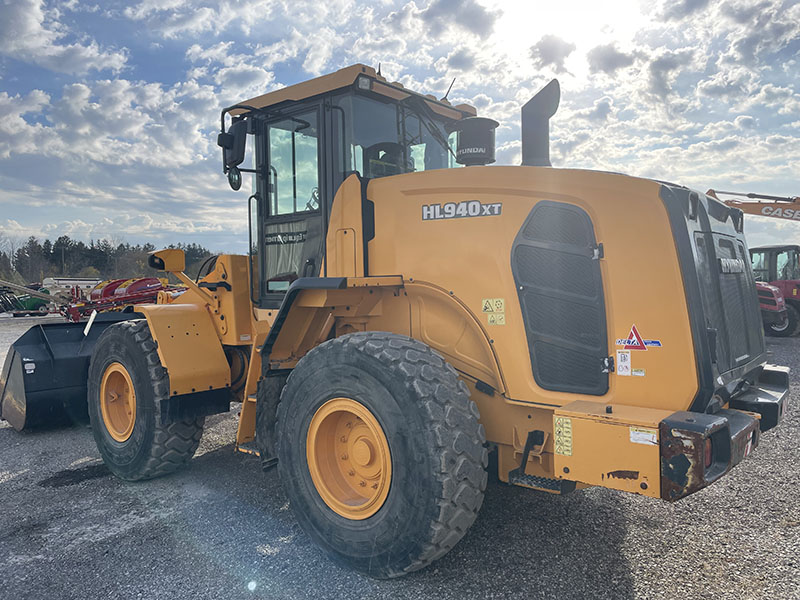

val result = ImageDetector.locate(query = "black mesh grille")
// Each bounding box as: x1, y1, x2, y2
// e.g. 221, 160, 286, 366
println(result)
522, 205, 591, 246
512, 202, 608, 396
532, 342, 606, 392
514, 246, 597, 296
522, 292, 604, 348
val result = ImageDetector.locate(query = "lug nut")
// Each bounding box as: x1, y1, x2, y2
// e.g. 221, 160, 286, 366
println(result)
341, 454, 348, 460
359, 480, 366, 487
348, 470, 355, 476
340, 436, 347, 442
372, 483, 378, 489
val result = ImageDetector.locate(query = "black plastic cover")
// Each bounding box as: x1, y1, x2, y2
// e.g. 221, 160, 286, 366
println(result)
659, 185, 768, 412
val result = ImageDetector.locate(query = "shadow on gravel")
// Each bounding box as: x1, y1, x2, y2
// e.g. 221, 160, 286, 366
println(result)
176, 444, 635, 600
37, 462, 110, 488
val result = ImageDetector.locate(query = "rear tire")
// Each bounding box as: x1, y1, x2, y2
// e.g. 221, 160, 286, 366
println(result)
766, 304, 798, 337
87, 319, 204, 481
277, 332, 488, 578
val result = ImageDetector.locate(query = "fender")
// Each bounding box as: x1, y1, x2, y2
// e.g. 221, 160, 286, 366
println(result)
135, 303, 230, 396
261, 276, 506, 395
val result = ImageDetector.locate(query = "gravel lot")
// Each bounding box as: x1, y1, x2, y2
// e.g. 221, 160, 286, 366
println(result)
1, 314, 798, 600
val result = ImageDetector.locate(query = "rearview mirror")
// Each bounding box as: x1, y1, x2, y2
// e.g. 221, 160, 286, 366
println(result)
217, 118, 248, 169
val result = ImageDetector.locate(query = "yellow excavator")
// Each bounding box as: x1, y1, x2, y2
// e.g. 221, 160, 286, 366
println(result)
0, 65, 790, 578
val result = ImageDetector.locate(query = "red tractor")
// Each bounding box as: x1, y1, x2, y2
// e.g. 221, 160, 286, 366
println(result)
751, 245, 800, 336
755, 281, 790, 336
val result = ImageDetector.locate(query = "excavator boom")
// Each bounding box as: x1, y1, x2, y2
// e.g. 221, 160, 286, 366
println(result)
707, 189, 800, 221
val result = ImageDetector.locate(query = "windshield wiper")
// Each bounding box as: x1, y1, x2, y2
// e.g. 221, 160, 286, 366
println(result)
401, 96, 456, 160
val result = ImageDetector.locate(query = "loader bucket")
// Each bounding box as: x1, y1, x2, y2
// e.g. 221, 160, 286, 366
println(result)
0, 313, 135, 431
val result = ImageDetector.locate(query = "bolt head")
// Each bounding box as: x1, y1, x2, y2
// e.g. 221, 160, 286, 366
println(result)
341, 454, 348, 460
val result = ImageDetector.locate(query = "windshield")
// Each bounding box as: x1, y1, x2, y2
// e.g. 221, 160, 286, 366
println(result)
335, 94, 459, 179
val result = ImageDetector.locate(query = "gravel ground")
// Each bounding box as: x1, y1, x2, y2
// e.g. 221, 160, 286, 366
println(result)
0, 314, 798, 600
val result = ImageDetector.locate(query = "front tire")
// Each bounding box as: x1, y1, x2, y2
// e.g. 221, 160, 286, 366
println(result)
276, 332, 487, 578
766, 304, 798, 337
87, 319, 204, 481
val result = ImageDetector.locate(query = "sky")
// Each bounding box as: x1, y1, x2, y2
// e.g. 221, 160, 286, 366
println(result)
0, 0, 798, 254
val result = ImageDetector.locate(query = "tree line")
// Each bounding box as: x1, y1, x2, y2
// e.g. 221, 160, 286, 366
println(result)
0, 235, 214, 284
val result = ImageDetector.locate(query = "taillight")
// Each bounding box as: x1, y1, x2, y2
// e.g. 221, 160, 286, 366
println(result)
704, 438, 713, 468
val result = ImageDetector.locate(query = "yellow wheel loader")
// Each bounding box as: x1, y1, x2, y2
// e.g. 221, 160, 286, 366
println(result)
0, 65, 790, 578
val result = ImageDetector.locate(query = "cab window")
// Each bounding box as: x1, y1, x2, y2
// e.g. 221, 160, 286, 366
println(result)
750, 251, 769, 282
776, 249, 800, 281
335, 95, 458, 180
268, 111, 320, 215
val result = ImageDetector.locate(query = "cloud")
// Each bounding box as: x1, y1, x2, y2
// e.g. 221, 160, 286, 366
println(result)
646, 48, 695, 104
719, 1, 800, 67
0, 0, 127, 74
696, 67, 755, 99
743, 83, 800, 115
530, 35, 576, 73
660, 0, 711, 21
587, 43, 637, 75
578, 97, 614, 122
420, 0, 499, 39
444, 48, 476, 72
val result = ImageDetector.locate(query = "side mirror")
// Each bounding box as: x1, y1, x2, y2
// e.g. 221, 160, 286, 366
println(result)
148, 248, 186, 273
217, 118, 247, 169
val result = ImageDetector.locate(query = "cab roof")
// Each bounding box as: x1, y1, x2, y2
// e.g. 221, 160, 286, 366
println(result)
230, 64, 476, 121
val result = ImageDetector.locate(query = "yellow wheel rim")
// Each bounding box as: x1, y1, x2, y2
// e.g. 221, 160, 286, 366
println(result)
100, 362, 136, 442
306, 398, 392, 520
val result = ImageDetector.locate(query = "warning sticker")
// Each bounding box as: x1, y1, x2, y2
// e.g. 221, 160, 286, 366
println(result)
615, 324, 662, 350
616, 350, 631, 376
632, 368, 646, 377
629, 427, 658, 446
554, 417, 573, 456
487, 313, 506, 326
482, 298, 505, 313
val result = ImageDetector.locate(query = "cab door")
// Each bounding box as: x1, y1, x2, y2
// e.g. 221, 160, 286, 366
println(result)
255, 105, 326, 307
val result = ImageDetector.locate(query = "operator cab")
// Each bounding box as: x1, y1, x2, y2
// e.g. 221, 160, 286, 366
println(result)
217, 65, 476, 308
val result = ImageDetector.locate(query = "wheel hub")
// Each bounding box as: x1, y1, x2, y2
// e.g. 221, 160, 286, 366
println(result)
100, 362, 136, 442
306, 398, 392, 520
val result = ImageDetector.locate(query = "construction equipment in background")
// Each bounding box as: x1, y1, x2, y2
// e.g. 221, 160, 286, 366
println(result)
1, 65, 790, 578
0, 279, 62, 316
755, 281, 789, 336
707, 189, 800, 221
62, 277, 184, 322
42, 277, 102, 298
709, 189, 800, 336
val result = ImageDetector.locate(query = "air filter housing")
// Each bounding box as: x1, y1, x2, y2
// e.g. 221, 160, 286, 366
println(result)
447, 117, 499, 166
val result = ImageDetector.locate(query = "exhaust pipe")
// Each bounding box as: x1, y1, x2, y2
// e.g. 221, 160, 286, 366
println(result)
521, 79, 560, 167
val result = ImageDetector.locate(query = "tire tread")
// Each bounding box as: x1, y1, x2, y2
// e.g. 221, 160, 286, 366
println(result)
279, 331, 487, 576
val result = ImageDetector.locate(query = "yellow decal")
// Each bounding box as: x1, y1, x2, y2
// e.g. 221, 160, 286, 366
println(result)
554, 417, 573, 456
487, 313, 506, 326
482, 298, 505, 313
